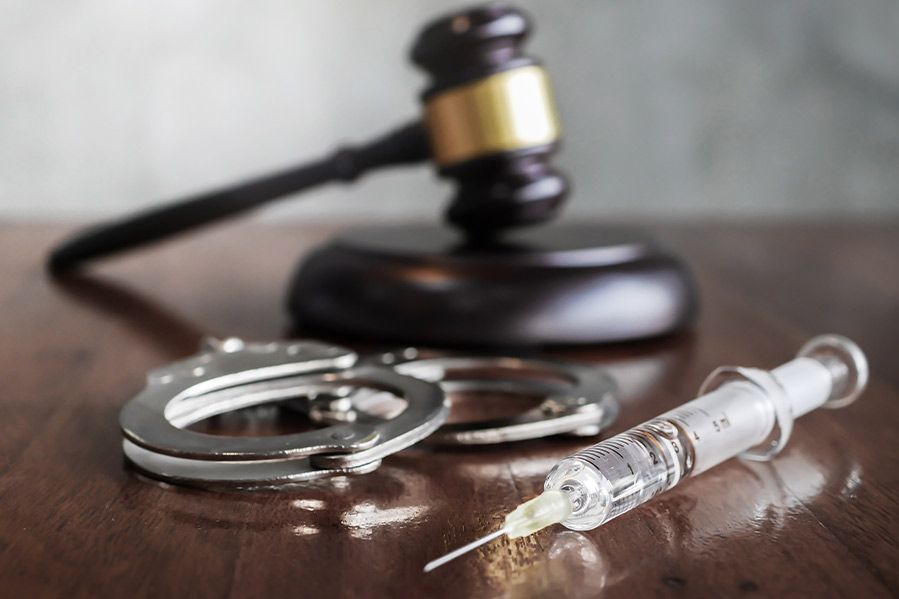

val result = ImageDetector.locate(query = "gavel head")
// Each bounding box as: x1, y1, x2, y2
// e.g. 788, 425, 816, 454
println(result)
411, 3, 568, 238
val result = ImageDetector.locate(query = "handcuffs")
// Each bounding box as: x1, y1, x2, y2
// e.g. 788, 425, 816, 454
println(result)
120, 338, 619, 490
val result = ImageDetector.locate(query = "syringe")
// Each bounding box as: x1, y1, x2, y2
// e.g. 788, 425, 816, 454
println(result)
425, 335, 868, 572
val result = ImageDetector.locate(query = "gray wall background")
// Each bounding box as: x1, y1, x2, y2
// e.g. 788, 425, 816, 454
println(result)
3, 0, 898, 223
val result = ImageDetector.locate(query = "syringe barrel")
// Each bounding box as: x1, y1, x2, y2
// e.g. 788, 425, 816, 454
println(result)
544, 335, 867, 532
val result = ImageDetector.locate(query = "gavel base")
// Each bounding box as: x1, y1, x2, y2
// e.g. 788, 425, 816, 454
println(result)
287, 224, 697, 347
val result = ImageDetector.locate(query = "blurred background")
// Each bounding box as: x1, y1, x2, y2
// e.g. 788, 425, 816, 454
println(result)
2, 0, 898, 224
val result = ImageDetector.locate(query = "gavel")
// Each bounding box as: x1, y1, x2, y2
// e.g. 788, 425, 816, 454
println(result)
48, 3, 567, 272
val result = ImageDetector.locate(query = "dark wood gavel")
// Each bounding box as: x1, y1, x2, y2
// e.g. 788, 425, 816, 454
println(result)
48, 4, 567, 272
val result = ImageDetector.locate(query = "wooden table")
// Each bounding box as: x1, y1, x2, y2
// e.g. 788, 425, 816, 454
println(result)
1, 222, 896, 598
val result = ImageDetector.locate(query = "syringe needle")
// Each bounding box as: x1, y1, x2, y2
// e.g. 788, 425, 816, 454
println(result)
424, 527, 507, 573
425, 491, 574, 572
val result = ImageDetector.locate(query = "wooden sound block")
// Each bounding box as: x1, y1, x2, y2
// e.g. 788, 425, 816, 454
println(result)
287, 224, 698, 346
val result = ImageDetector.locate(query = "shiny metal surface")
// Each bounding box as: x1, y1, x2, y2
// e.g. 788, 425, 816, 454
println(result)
120, 337, 360, 458
118, 338, 449, 486
121, 440, 383, 491
367, 352, 619, 444
424, 66, 560, 167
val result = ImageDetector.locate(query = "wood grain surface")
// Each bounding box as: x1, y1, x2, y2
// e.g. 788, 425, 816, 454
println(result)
0, 222, 896, 598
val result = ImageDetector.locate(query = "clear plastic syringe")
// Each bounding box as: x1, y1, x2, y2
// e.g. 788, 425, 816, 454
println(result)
425, 335, 868, 572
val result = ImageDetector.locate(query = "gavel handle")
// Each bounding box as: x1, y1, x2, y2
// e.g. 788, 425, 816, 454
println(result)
47, 122, 429, 273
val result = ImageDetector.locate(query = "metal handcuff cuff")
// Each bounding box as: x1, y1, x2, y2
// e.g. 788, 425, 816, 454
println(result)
119, 339, 619, 490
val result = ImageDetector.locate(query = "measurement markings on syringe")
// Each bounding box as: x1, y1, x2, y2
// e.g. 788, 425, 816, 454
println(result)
670, 407, 732, 439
